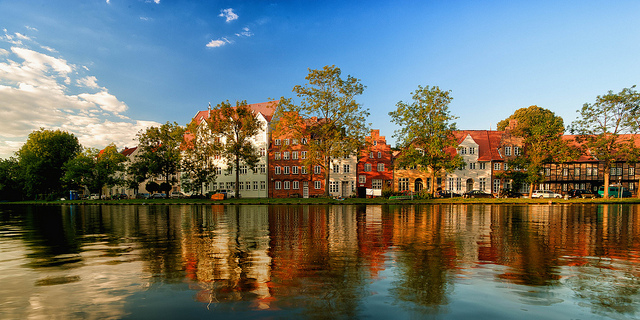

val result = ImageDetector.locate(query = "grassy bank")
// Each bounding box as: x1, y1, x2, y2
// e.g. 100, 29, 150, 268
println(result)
5, 197, 640, 206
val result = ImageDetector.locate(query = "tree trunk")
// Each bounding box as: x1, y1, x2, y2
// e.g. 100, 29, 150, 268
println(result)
324, 157, 331, 197
528, 182, 534, 199
235, 156, 240, 198
604, 171, 610, 198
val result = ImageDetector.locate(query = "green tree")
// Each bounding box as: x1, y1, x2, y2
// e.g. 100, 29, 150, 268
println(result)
497, 105, 575, 198
207, 100, 263, 198
389, 85, 464, 197
17, 128, 82, 199
0, 157, 23, 201
145, 181, 159, 194
63, 144, 127, 197
273, 65, 369, 197
570, 86, 640, 198
136, 122, 185, 188
181, 117, 220, 195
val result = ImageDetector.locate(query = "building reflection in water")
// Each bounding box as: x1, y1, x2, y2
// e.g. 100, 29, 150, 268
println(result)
1, 204, 640, 318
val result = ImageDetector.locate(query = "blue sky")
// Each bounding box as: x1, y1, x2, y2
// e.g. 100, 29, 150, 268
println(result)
2, 0, 640, 158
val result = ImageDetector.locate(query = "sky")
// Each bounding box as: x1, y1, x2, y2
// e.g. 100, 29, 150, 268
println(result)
2, 0, 640, 158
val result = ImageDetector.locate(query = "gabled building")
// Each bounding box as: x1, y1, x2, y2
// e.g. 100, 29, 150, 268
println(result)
446, 130, 503, 195
357, 130, 393, 196
189, 101, 276, 198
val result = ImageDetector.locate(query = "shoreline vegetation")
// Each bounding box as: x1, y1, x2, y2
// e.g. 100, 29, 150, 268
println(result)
4, 197, 640, 206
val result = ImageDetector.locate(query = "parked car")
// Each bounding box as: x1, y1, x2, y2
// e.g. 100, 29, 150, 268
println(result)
598, 186, 632, 198
568, 189, 597, 199
151, 193, 167, 199
463, 190, 494, 198
436, 190, 461, 198
498, 189, 521, 198
170, 191, 186, 199
136, 193, 150, 199
531, 190, 562, 199
89, 194, 100, 200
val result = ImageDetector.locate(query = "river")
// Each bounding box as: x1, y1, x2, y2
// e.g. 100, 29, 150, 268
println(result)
0, 204, 638, 319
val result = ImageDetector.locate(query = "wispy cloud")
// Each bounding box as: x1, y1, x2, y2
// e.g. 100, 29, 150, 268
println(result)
25, 26, 38, 32
206, 37, 231, 48
140, 16, 151, 21
235, 27, 253, 37
0, 31, 160, 157
219, 8, 238, 22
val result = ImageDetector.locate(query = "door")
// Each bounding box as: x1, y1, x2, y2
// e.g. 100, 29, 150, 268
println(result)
414, 178, 423, 192
466, 179, 474, 192
303, 181, 309, 198
342, 181, 350, 197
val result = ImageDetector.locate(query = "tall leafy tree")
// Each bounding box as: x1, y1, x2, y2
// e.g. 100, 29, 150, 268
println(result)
208, 100, 263, 198
388, 85, 464, 197
63, 144, 127, 197
0, 158, 23, 201
17, 128, 82, 199
180, 118, 220, 195
570, 86, 640, 198
273, 65, 369, 197
136, 122, 185, 188
497, 105, 575, 198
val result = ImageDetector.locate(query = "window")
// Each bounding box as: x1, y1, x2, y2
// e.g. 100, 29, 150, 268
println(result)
456, 178, 461, 190
372, 179, 383, 189
253, 181, 258, 190
574, 168, 581, 176
301, 151, 307, 159
563, 168, 568, 176
275, 181, 281, 190
469, 162, 476, 170
283, 152, 290, 160
330, 181, 339, 193
260, 164, 266, 174
314, 181, 321, 189
302, 167, 308, 174
505, 147, 512, 156
292, 151, 298, 160
469, 147, 476, 155
545, 168, 551, 176
284, 166, 290, 174
240, 165, 248, 174
611, 167, 622, 176
275, 166, 281, 175
260, 181, 266, 190
494, 163, 501, 171
333, 165, 340, 173
284, 181, 290, 189
479, 178, 486, 191
314, 166, 321, 174
447, 177, 454, 190
459, 147, 467, 155
364, 163, 372, 172
593, 167, 598, 176
373, 140, 377, 146
479, 162, 486, 170
260, 148, 266, 156
275, 152, 281, 160
377, 151, 382, 158
359, 175, 366, 184
343, 164, 350, 173
630, 167, 636, 176
292, 166, 299, 174
399, 178, 409, 191
215, 167, 222, 175
284, 139, 289, 145
292, 139, 298, 145
370, 152, 374, 158
302, 138, 308, 144
377, 163, 384, 172
493, 179, 500, 193
631, 182, 636, 190
239, 182, 244, 190
292, 181, 299, 190
275, 139, 281, 145
514, 147, 521, 156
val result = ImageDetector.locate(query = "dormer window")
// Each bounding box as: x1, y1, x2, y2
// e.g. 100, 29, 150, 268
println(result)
459, 147, 467, 155
469, 147, 476, 155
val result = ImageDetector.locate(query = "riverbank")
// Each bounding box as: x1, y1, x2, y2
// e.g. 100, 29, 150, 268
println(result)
5, 196, 640, 206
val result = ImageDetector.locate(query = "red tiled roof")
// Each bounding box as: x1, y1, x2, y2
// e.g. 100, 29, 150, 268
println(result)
452, 130, 504, 161
192, 100, 278, 125
121, 146, 137, 157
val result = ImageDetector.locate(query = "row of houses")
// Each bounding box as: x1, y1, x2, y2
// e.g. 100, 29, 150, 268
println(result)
112, 101, 640, 198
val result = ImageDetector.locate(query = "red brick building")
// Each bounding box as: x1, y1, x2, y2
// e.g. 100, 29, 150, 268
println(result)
357, 130, 394, 196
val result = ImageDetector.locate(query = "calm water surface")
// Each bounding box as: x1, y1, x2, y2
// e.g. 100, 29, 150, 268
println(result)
0, 204, 639, 319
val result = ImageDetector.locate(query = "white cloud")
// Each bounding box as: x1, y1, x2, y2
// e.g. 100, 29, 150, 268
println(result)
206, 38, 231, 48
78, 76, 100, 89
235, 27, 253, 37
78, 91, 128, 113
140, 17, 151, 21
219, 8, 238, 22
25, 26, 38, 32
15, 33, 30, 41
0, 33, 160, 158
